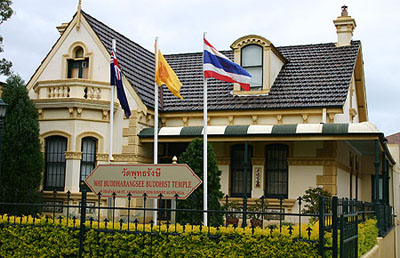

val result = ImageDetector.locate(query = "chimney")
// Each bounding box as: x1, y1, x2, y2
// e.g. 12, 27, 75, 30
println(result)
333, 5, 356, 47
56, 22, 69, 35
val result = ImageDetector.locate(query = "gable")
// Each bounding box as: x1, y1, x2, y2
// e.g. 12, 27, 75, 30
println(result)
26, 11, 146, 112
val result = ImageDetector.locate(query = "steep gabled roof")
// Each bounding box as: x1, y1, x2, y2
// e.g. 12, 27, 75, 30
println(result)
82, 11, 155, 108
83, 11, 360, 112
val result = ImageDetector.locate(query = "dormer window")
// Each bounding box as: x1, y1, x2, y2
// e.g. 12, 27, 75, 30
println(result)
241, 44, 263, 90
67, 46, 89, 79
231, 35, 286, 95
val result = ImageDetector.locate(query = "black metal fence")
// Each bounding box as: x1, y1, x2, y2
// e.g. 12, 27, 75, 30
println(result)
0, 187, 394, 258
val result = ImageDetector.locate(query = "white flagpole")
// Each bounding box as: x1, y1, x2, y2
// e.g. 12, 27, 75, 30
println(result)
203, 32, 208, 226
109, 39, 116, 164
153, 37, 159, 225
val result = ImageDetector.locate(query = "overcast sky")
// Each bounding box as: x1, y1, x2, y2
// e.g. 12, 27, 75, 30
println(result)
1, 0, 399, 136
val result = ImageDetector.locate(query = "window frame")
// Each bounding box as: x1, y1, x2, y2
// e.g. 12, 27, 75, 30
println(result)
80, 136, 97, 182
241, 44, 263, 90
67, 46, 89, 79
265, 144, 289, 199
67, 58, 89, 79
44, 136, 67, 192
230, 144, 253, 198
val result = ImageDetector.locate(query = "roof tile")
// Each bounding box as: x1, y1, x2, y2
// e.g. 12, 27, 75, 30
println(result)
83, 11, 360, 112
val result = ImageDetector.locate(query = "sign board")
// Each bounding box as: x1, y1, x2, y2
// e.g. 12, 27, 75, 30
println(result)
84, 164, 202, 199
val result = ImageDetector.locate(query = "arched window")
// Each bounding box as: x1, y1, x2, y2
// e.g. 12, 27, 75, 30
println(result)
44, 136, 67, 191
265, 144, 288, 198
68, 46, 89, 79
241, 44, 263, 89
75, 47, 84, 58
80, 137, 97, 182
230, 144, 253, 197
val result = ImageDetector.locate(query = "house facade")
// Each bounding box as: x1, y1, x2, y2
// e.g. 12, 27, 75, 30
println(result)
26, 4, 396, 220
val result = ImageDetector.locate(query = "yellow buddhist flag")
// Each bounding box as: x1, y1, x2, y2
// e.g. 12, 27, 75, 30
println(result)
155, 42, 184, 100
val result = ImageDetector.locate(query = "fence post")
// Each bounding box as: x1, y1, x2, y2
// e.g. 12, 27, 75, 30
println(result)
79, 181, 88, 258
242, 194, 248, 228
340, 199, 346, 258
332, 196, 338, 258
318, 196, 324, 257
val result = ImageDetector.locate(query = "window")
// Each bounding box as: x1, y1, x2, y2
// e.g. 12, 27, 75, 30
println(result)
230, 144, 253, 197
67, 46, 89, 79
80, 137, 97, 182
265, 144, 288, 198
44, 136, 67, 191
241, 44, 263, 89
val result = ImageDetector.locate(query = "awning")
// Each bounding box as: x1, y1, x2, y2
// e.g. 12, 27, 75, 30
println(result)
138, 122, 395, 164
139, 122, 381, 138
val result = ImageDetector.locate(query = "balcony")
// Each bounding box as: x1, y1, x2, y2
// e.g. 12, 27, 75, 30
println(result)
33, 79, 111, 101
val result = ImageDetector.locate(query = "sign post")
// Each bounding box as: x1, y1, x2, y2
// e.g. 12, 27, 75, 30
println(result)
85, 164, 202, 199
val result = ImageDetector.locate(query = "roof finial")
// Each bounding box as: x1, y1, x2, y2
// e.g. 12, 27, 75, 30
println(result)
341, 5, 348, 16
76, 0, 82, 30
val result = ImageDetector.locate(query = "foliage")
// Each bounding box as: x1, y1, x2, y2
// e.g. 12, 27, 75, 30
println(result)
0, 0, 13, 75
301, 187, 332, 215
0, 215, 320, 258
248, 199, 268, 220
177, 138, 224, 225
0, 225, 78, 257
226, 200, 241, 219
0, 74, 44, 214
0, 215, 379, 258
358, 219, 378, 257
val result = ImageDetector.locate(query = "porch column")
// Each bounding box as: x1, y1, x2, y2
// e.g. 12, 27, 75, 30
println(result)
242, 141, 248, 227
385, 158, 390, 205
381, 151, 386, 204
373, 140, 380, 203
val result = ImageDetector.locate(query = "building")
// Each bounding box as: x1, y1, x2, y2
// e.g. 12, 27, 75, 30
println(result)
26, 4, 396, 220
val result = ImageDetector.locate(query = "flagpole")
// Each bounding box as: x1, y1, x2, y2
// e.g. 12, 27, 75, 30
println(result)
203, 32, 208, 227
109, 39, 116, 164
153, 37, 159, 225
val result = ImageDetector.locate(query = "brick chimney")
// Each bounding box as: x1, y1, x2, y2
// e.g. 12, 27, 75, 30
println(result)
333, 5, 356, 47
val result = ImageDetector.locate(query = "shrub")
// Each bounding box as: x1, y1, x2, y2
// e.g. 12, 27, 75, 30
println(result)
301, 187, 332, 215
0, 215, 320, 258
358, 219, 378, 256
0, 215, 378, 257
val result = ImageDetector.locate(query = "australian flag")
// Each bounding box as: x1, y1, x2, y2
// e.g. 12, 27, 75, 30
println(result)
110, 49, 131, 118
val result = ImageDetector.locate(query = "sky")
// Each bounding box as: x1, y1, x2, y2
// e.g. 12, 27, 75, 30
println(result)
1, 0, 399, 136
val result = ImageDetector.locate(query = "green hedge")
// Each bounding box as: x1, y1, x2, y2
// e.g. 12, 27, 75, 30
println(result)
84, 230, 319, 258
0, 218, 378, 258
358, 219, 378, 257
0, 226, 79, 257
0, 224, 319, 258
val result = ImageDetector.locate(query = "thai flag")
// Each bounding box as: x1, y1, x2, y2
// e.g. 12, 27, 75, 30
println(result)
110, 49, 131, 118
203, 38, 251, 91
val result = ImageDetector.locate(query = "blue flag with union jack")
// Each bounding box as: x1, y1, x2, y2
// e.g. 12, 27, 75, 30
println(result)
110, 49, 131, 118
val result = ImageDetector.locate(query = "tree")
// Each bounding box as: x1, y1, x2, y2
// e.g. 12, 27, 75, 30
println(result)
0, 74, 43, 214
0, 0, 13, 76
177, 138, 224, 225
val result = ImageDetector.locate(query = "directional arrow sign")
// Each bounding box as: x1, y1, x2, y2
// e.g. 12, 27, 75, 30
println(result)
84, 164, 202, 199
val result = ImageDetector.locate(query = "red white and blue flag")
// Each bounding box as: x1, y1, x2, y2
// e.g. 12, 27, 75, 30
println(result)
110, 49, 131, 118
203, 38, 251, 91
